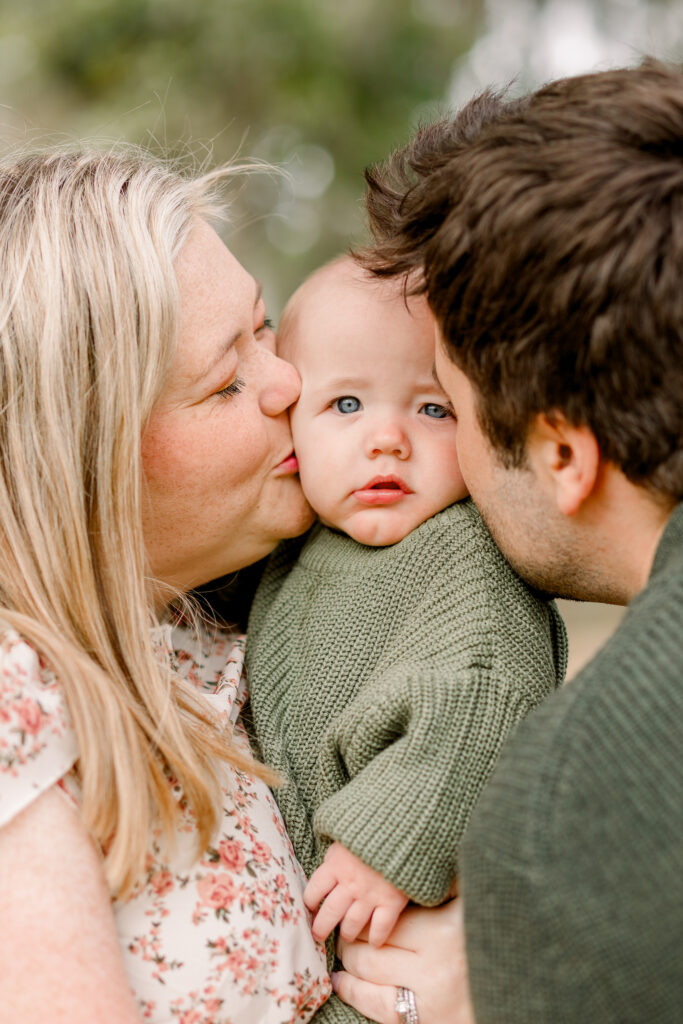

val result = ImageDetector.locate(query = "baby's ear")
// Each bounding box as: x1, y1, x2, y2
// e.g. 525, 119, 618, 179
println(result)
527, 413, 600, 517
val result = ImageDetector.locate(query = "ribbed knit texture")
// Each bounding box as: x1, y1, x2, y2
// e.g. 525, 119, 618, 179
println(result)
247, 500, 567, 1024
461, 502, 683, 1024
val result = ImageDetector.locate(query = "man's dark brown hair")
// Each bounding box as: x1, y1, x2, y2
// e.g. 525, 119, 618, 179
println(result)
361, 61, 683, 501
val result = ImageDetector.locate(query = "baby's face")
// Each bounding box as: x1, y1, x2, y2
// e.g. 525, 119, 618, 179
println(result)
280, 265, 467, 546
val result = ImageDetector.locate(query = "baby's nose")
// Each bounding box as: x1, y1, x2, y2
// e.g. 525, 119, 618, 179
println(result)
365, 421, 411, 459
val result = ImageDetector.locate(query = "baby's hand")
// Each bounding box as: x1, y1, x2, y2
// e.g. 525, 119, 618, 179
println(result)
304, 841, 409, 946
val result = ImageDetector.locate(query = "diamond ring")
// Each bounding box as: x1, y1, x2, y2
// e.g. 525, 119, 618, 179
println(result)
395, 986, 419, 1024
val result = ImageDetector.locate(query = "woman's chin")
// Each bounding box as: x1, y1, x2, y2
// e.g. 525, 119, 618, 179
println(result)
253, 490, 316, 562
283, 490, 316, 538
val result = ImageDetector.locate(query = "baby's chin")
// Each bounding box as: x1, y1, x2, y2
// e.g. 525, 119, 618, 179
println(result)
325, 510, 433, 548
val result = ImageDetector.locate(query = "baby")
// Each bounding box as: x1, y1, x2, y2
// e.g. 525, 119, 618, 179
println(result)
245, 258, 566, 998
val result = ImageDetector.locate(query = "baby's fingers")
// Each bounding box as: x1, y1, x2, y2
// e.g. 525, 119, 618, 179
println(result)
339, 901, 373, 942
304, 865, 335, 912
311, 886, 353, 942
368, 904, 402, 947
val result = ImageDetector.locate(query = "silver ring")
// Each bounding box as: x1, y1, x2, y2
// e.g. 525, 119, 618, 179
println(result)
395, 986, 419, 1024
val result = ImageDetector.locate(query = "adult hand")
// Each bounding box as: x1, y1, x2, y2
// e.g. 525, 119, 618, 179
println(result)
333, 898, 476, 1024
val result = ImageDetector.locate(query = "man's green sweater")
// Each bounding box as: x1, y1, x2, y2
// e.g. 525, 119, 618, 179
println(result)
461, 502, 683, 1023
246, 501, 566, 1023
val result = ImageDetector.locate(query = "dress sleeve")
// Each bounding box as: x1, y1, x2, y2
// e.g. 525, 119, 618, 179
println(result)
0, 631, 78, 828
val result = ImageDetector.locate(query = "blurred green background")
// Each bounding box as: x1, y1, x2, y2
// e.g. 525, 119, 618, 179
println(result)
1, 0, 681, 670
0, 0, 486, 311
2, 0, 682, 314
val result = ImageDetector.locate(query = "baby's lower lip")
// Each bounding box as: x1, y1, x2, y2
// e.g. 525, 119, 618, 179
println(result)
353, 488, 408, 506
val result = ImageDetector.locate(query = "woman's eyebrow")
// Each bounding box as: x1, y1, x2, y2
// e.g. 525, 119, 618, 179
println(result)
196, 280, 264, 384
196, 330, 241, 384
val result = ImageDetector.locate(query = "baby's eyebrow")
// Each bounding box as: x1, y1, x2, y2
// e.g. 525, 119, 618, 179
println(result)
318, 375, 368, 391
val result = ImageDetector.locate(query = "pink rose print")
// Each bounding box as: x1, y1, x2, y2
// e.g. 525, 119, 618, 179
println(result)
225, 948, 248, 980
150, 870, 174, 898
196, 872, 238, 911
3, 627, 329, 1022
203, 999, 223, 1018
251, 840, 272, 864
258, 893, 275, 921
178, 1011, 202, 1024
15, 697, 46, 735
218, 838, 246, 873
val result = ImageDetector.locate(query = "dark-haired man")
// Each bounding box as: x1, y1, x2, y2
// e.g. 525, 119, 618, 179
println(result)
338, 61, 682, 1023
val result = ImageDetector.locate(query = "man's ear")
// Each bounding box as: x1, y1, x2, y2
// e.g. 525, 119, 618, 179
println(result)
527, 413, 601, 516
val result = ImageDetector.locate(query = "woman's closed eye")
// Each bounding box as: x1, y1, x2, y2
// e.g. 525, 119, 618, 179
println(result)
215, 376, 246, 400
255, 316, 277, 353
332, 396, 362, 414
258, 316, 276, 334
420, 401, 453, 419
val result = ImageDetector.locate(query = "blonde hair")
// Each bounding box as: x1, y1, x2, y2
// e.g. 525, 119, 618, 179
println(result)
0, 146, 269, 896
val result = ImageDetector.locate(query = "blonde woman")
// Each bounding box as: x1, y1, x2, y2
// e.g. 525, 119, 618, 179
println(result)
0, 149, 330, 1024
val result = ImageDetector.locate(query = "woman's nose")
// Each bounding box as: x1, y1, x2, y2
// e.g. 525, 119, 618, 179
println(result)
258, 350, 302, 417
365, 420, 411, 459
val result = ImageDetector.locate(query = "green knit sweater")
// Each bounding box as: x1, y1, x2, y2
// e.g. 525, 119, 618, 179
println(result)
461, 502, 683, 1024
246, 501, 567, 1023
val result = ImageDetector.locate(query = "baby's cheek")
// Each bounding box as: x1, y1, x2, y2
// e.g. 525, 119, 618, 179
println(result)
288, 407, 306, 456
437, 440, 468, 503
296, 462, 334, 524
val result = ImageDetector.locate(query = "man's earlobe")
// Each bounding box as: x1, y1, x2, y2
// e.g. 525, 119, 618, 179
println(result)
530, 414, 601, 516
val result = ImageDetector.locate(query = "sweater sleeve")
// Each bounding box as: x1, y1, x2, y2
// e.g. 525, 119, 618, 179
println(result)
313, 663, 545, 905
461, 561, 683, 1024
311, 506, 564, 905
247, 502, 564, 902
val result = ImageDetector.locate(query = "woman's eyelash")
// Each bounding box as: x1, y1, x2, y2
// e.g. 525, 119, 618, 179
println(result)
262, 316, 276, 330
216, 376, 245, 400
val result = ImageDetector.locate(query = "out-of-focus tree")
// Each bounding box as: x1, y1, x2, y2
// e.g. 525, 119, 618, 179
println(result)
450, 0, 683, 105
0, 0, 484, 309
0, 0, 681, 309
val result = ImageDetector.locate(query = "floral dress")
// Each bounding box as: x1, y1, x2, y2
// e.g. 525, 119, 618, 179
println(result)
0, 625, 330, 1024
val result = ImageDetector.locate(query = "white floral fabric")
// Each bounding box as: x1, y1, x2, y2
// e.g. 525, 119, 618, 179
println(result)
0, 625, 330, 1024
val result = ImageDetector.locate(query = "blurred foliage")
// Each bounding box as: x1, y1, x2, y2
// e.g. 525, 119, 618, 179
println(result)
0, 0, 484, 311
0, 0, 680, 311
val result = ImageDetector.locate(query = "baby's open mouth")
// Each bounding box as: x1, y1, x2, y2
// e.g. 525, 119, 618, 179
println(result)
353, 476, 413, 504
360, 475, 412, 493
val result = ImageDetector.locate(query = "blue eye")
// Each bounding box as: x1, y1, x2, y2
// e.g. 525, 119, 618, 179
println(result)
216, 376, 245, 400
421, 402, 451, 419
333, 396, 362, 414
